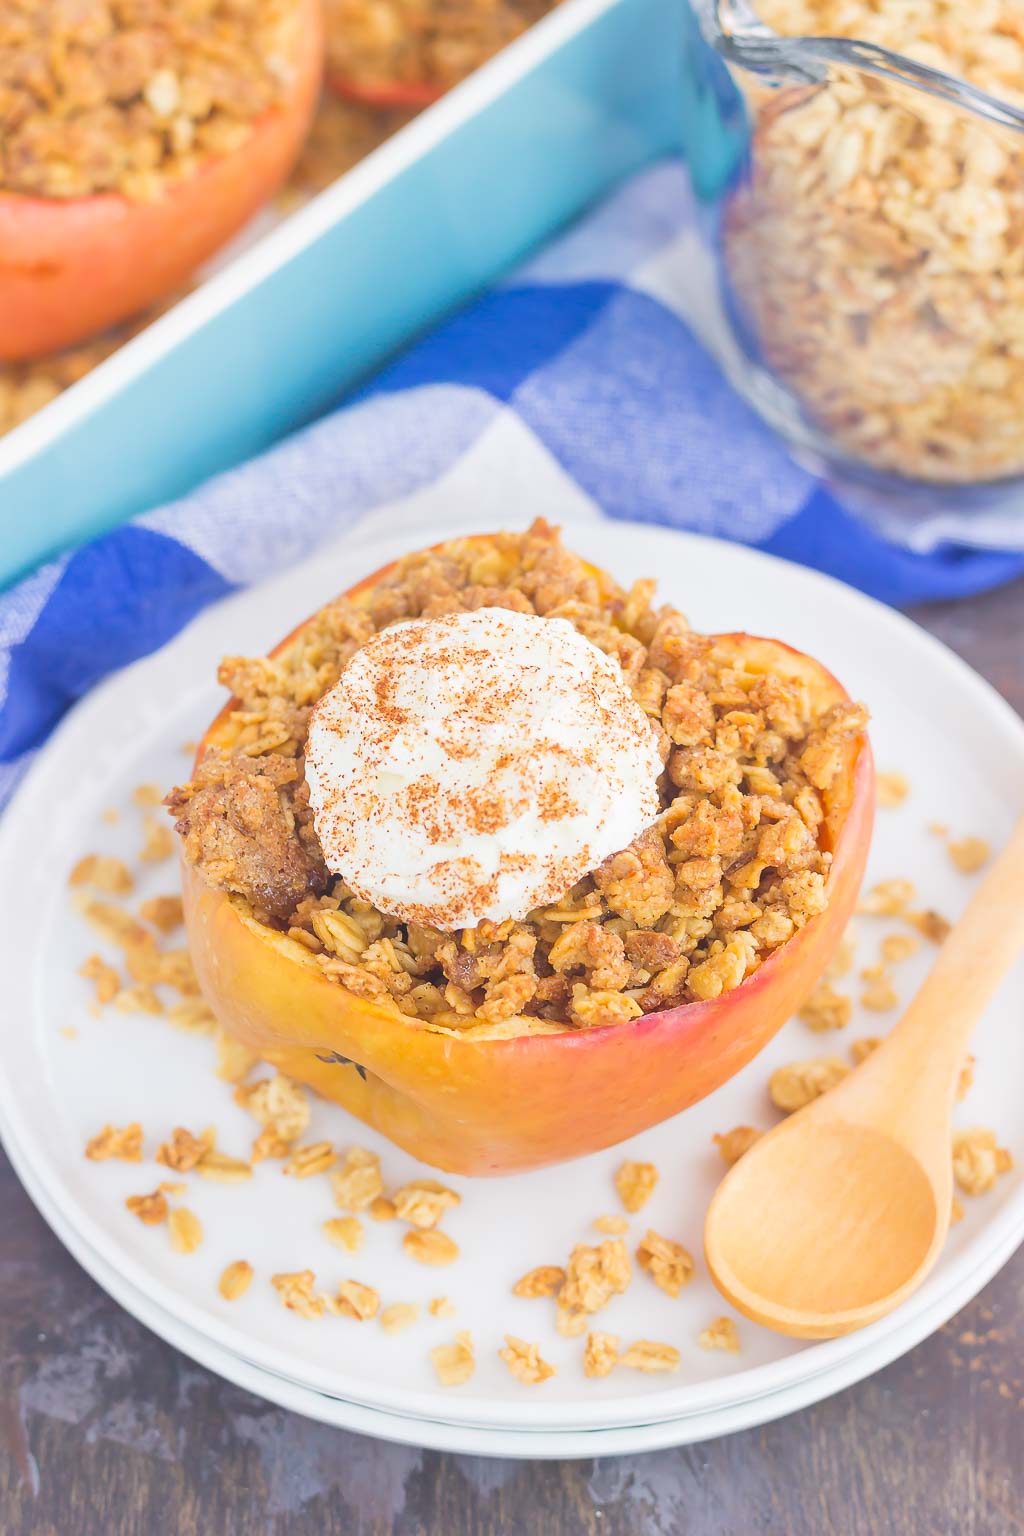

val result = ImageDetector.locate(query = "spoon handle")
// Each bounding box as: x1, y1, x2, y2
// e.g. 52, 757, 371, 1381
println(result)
886, 814, 1024, 1082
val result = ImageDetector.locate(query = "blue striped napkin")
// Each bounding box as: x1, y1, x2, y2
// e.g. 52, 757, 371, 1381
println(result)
2, 159, 1022, 807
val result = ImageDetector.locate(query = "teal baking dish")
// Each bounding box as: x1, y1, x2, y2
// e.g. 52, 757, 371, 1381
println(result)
0, 0, 745, 589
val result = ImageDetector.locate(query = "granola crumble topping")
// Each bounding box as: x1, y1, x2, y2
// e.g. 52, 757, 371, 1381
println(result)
169, 522, 865, 1035
1, 0, 304, 202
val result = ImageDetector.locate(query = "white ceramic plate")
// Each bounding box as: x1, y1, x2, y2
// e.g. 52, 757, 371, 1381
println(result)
1, 518, 1022, 1435
9, 1111, 1023, 1459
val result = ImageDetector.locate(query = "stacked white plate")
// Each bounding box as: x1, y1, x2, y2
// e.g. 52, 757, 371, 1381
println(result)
2, 517, 1022, 1458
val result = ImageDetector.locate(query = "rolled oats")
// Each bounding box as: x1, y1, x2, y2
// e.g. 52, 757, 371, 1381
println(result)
79, 954, 121, 1006
769, 1057, 849, 1112
322, 1217, 365, 1253
614, 1160, 658, 1214
156, 1125, 215, 1173
698, 1317, 741, 1353
369, 1195, 398, 1222
284, 1142, 337, 1179
168, 1207, 203, 1254
712, 1126, 764, 1166
140, 896, 184, 934
636, 1230, 695, 1298
499, 1336, 556, 1385
618, 1340, 680, 1373
219, 1261, 254, 1301
948, 836, 991, 874
429, 1296, 456, 1318
196, 1151, 253, 1183
403, 1230, 459, 1267
593, 1215, 629, 1235
512, 1265, 565, 1299
380, 1303, 418, 1334
85, 1123, 143, 1162
430, 1332, 475, 1386
69, 855, 134, 895
583, 1331, 620, 1378
236, 1074, 310, 1142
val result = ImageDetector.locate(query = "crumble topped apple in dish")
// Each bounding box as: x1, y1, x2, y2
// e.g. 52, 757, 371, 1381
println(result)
167, 520, 874, 1173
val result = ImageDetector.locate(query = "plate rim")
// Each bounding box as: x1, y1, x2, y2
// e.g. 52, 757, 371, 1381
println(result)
2, 514, 1023, 1431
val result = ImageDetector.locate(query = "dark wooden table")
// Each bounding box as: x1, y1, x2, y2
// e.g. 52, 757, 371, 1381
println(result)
3, 579, 1023, 1536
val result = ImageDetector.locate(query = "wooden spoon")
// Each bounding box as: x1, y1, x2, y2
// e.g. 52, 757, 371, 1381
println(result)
704, 816, 1024, 1339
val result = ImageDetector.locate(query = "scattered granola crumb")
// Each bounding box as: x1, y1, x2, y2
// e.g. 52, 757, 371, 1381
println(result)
431, 1331, 475, 1386
125, 1189, 169, 1225
284, 1142, 337, 1179
857, 879, 915, 917
593, 1214, 629, 1235
79, 954, 121, 1006
512, 1265, 565, 1299
236, 1073, 310, 1142
403, 1229, 459, 1267
953, 1129, 1014, 1196
636, 1230, 695, 1298
331, 1147, 384, 1212
60, 1026, 78, 1041
957, 1055, 976, 1102
328, 1279, 380, 1321
825, 927, 857, 979
85, 1123, 143, 1162
140, 816, 176, 863
618, 1340, 680, 1373
928, 822, 949, 838
322, 1216, 365, 1254
905, 909, 951, 945
380, 1302, 418, 1335
798, 981, 852, 1032
393, 1179, 461, 1229
168, 1207, 203, 1254
583, 1331, 620, 1378
156, 1125, 215, 1172
615, 1160, 658, 1214
699, 1316, 741, 1353
951, 1197, 965, 1226
133, 783, 164, 808
214, 1029, 259, 1084
881, 933, 919, 966
500, 1335, 556, 1385
369, 1195, 398, 1222
875, 772, 909, 808
429, 1296, 456, 1319
272, 1270, 324, 1319
556, 1304, 589, 1338
114, 982, 165, 1016
140, 895, 184, 934
713, 1126, 763, 1166
167, 1000, 216, 1034
181, 740, 197, 755
850, 1036, 882, 1066
861, 976, 900, 1013
559, 1240, 631, 1315
219, 1260, 254, 1301
948, 837, 991, 875
196, 1151, 253, 1184
69, 854, 135, 895
769, 1058, 849, 1113
101, 808, 120, 825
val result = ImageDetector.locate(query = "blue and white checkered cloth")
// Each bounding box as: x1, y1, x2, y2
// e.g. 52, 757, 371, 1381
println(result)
3, 159, 1024, 807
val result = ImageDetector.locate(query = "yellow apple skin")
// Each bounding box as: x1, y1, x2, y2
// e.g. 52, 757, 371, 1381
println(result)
181, 554, 875, 1175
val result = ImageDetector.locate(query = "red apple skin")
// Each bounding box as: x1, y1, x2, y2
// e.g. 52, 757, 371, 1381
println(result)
0, 0, 323, 362
181, 551, 875, 1176
327, 72, 442, 107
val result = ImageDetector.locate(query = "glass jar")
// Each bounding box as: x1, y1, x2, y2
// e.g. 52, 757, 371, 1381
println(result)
684, 1, 1024, 495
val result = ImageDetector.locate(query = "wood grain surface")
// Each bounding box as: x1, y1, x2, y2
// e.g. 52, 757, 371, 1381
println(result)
2, 577, 1023, 1536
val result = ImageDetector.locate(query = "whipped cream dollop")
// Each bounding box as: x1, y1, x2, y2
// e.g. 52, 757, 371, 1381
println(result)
304, 607, 663, 930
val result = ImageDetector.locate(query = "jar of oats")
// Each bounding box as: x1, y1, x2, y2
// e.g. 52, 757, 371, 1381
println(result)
693, 1, 1024, 487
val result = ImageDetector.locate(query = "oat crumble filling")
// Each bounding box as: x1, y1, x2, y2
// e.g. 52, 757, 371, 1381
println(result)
0, 0, 303, 202
167, 521, 867, 1035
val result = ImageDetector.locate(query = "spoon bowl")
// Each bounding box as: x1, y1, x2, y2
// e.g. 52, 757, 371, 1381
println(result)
705, 814, 1024, 1339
